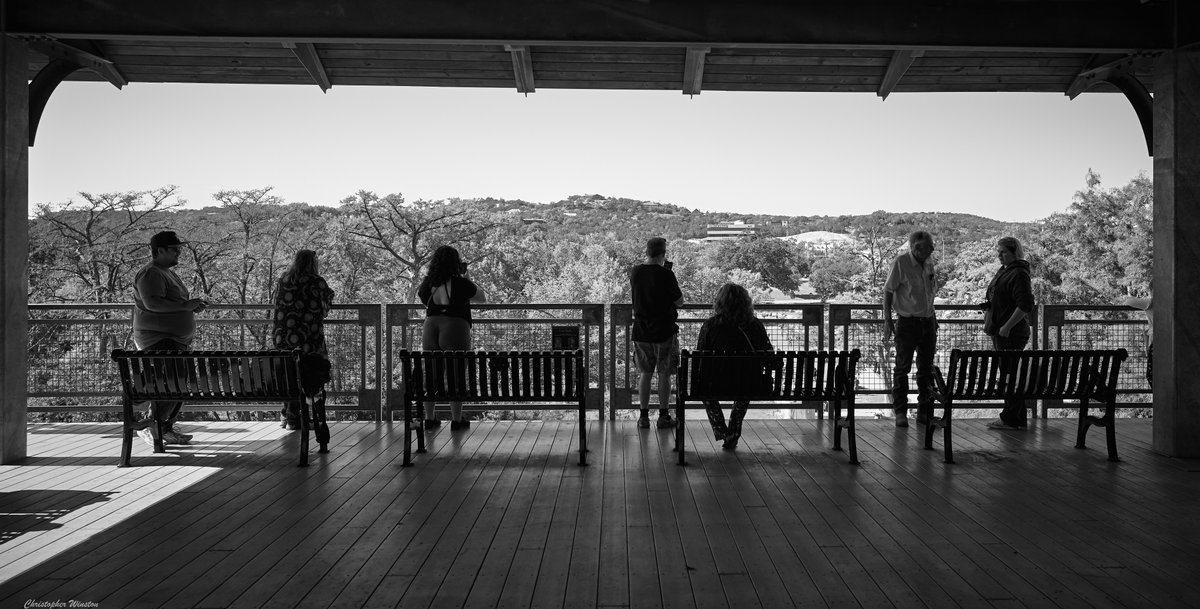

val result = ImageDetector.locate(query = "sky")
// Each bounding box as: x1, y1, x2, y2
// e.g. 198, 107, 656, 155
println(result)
29, 82, 1152, 223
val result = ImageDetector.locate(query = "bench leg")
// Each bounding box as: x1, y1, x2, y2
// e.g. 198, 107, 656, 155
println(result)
120, 398, 136, 467
578, 402, 588, 466
676, 402, 688, 466
1076, 404, 1090, 450
1105, 405, 1119, 462
403, 398, 413, 467
942, 407, 954, 464
831, 400, 843, 452
845, 402, 858, 465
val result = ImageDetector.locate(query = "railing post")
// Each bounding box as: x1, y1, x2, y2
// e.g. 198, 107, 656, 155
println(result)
582, 304, 605, 420
608, 304, 633, 415
1040, 305, 1063, 418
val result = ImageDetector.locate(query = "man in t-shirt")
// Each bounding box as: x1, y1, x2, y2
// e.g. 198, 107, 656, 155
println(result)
131, 231, 208, 447
882, 230, 938, 428
630, 237, 684, 429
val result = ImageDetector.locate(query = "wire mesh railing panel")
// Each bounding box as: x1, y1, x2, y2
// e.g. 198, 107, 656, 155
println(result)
27, 304, 381, 412
830, 304, 1002, 397
1043, 305, 1151, 397
608, 303, 822, 414
385, 304, 605, 419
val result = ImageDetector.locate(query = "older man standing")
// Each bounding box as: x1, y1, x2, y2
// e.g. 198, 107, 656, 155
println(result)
882, 231, 938, 428
132, 230, 208, 447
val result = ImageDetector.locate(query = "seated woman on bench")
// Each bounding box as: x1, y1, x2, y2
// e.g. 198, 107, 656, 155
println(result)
695, 283, 774, 450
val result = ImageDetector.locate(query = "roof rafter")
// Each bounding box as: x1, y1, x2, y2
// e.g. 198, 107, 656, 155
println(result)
683, 46, 710, 96
877, 49, 923, 100
282, 41, 330, 91
504, 44, 535, 94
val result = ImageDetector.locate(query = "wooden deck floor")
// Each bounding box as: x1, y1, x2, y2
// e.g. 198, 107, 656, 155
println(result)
1, 418, 1198, 609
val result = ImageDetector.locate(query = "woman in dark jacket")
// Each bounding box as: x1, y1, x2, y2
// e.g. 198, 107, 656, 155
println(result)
695, 283, 774, 450
417, 245, 487, 430
272, 249, 335, 430
981, 236, 1035, 430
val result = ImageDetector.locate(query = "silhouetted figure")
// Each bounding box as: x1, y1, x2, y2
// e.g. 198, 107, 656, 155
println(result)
981, 236, 1035, 430
417, 245, 486, 430
272, 249, 335, 430
630, 237, 683, 429
696, 283, 774, 450
131, 230, 208, 447
882, 230, 938, 428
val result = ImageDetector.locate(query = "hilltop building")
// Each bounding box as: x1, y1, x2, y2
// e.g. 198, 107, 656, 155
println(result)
705, 221, 757, 241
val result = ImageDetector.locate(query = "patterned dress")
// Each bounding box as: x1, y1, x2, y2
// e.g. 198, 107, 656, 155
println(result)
272, 275, 334, 355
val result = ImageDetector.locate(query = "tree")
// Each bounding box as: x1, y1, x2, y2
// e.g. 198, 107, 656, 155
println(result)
344, 191, 497, 303
33, 186, 184, 303
809, 254, 866, 302
714, 237, 808, 294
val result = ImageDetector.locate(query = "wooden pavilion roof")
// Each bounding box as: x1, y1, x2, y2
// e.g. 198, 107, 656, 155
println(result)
5, 1, 1184, 96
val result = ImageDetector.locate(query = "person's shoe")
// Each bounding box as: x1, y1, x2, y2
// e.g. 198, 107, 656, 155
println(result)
423, 418, 441, 429
714, 429, 728, 442
459, 418, 471, 429
137, 428, 155, 448
285, 420, 300, 431
656, 413, 676, 429
986, 419, 1027, 430
722, 432, 740, 450
450, 419, 470, 431
895, 413, 909, 428
162, 430, 191, 445
637, 415, 651, 429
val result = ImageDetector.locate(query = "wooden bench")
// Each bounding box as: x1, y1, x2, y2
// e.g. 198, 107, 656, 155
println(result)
928, 348, 1128, 463
675, 349, 862, 465
111, 349, 330, 467
397, 349, 589, 467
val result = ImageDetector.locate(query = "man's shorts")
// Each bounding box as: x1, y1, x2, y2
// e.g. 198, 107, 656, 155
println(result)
634, 335, 680, 375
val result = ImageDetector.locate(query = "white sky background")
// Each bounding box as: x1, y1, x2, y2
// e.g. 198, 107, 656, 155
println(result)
30, 82, 1151, 222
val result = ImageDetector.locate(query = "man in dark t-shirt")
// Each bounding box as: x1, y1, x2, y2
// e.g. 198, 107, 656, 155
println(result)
630, 237, 684, 428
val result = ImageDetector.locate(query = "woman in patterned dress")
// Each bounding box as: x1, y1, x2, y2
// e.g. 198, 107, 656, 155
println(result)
272, 249, 335, 430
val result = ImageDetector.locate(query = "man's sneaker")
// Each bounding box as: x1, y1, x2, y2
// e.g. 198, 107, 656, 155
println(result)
986, 419, 1027, 430
656, 414, 676, 429
637, 415, 651, 429
895, 413, 909, 428
137, 428, 155, 448
162, 430, 191, 445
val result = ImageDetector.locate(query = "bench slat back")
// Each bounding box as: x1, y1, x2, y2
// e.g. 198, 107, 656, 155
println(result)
399, 350, 585, 402
945, 349, 1127, 401
111, 350, 304, 402
679, 349, 861, 401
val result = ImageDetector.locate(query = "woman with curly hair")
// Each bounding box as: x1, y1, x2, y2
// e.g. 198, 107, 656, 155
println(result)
272, 249, 335, 430
695, 283, 773, 450
417, 245, 487, 430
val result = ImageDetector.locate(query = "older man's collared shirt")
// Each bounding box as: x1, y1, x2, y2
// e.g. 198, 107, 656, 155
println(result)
884, 251, 936, 318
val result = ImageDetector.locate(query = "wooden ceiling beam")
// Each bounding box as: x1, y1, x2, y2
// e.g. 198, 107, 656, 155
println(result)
282, 41, 331, 91
17, 35, 126, 88
877, 49, 923, 100
683, 46, 709, 96
504, 44, 536, 93
5, 1, 1173, 53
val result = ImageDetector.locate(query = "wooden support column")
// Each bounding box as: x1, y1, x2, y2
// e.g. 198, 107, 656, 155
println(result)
0, 36, 29, 463
1152, 49, 1200, 458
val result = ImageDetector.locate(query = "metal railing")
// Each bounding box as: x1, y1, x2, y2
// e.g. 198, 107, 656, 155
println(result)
384, 303, 606, 419
27, 302, 1151, 417
28, 303, 382, 415
608, 303, 824, 417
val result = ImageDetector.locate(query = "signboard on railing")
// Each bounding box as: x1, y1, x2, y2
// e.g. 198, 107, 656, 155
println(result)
552, 325, 580, 351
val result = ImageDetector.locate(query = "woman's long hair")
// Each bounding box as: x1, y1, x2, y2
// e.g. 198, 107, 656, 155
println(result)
711, 283, 755, 327
998, 236, 1025, 260
424, 245, 463, 287
280, 249, 319, 285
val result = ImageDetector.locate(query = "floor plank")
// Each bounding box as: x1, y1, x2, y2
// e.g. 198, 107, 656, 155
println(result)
1, 419, 1199, 609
